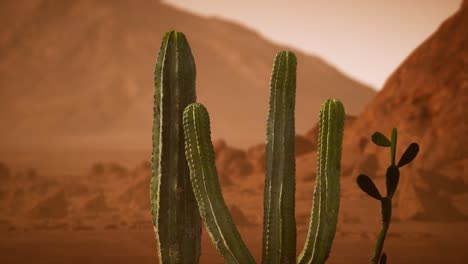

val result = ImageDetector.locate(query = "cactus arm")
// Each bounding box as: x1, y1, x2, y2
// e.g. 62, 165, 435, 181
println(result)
298, 99, 345, 264
261, 50, 297, 264
183, 103, 256, 264
151, 30, 201, 264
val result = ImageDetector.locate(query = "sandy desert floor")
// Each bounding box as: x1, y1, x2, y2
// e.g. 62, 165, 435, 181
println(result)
1, 148, 467, 264
1, 222, 468, 264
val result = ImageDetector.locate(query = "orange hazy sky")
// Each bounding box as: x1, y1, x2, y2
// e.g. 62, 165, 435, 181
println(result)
163, 0, 461, 89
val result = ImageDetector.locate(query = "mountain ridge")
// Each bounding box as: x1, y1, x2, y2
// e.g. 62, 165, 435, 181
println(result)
0, 0, 375, 151
343, 3, 468, 221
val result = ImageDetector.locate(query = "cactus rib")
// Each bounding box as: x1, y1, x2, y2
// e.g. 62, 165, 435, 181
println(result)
262, 50, 297, 264
298, 99, 345, 264
151, 30, 201, 264
183, 103, 256, 264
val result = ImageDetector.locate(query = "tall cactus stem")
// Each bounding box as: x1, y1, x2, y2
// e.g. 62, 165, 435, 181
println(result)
262, 50, 297, 264
298, 99, 345, 264
183, 103, 256, 264
151, 30, 202, 264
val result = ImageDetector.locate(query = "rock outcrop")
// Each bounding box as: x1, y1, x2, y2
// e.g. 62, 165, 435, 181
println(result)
344, 3, 468, 221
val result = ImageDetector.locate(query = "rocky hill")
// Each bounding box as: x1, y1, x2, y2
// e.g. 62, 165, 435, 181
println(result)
343, 1, 468, 221
0, 0, 375, 153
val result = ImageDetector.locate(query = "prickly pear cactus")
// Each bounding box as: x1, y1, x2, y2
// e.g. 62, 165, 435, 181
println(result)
356, 128, 419, 263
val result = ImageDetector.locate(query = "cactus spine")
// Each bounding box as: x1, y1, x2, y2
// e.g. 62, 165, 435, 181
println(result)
262, 51, 297, 264
298, 99, 345, 264
183, 103, 256, 264
356, 128, 419, 263
151, 30, 202, 264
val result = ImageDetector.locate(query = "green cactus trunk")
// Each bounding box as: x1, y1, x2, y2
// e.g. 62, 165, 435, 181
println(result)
262, 50, 297, 264
298, 99, 345, 264
183, 103, 256, 264
151, 30, 202, 264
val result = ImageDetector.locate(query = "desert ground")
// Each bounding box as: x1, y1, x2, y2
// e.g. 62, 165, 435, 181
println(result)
1, 154, 467, 263
1, 222, 468, 264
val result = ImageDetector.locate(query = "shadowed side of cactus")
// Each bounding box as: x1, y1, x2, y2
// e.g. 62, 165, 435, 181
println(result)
151, 30, 202, 264
262, 50, 297, 264
298, 99, 345, 264
183, 103, 256, 264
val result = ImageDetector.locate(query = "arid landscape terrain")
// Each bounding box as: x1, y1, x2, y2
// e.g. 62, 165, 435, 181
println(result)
1, 0, 467, 263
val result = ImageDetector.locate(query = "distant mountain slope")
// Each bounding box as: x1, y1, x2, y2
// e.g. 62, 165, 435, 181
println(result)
344, 1, 468, 220
0, 0, 375, 151
344, 1, 467, 172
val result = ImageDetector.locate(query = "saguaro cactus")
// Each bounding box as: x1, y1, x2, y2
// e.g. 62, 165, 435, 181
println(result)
181, 50, 345, 264
151, 30, 202, 263
183, 103, 256, 264
298, 99, 345, 264
262, 50, 297, 264
151, 30, 421, 264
